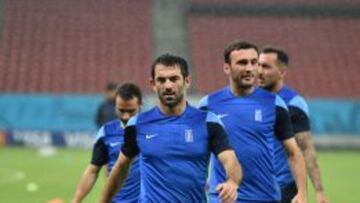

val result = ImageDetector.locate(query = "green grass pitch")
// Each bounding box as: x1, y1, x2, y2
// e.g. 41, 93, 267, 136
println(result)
0, 147, 359, 203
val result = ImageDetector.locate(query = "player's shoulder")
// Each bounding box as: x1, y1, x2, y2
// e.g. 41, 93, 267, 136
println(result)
278, 85, 300, 100
183, 104, 222, 126
102, 119, 123, 137
129, 107, 158, 126
201, 87, 232, 105
280, 86, 308, 107
210, 86, 231, 99
275, 94, 288, 111
103, 119, 121, 128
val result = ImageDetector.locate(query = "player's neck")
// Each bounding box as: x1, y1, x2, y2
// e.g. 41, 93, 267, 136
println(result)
273, 81, 284, 93
230, 84, 255, 97
158, 99, 187, 116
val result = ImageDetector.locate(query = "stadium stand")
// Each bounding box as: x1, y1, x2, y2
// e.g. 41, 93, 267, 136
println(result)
187, 1, 360, 98
0, 0, 152, 93
0, 0, 359, 142
191, 0, 360, 6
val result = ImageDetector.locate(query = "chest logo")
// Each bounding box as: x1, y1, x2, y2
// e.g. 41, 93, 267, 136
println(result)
109, 142, 121, 147
184, 129, 194, 143
145, 134, 158, 139
218, 114, 228, 120
255, 109, 262, 122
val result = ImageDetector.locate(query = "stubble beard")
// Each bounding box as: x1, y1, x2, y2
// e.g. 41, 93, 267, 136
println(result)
159, 91, 184, 109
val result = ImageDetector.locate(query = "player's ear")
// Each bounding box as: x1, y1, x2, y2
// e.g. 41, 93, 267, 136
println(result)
280, 69, 287, 80
223, 63, 231, 76
184, 75, 191, 89
150, 77, 156, 92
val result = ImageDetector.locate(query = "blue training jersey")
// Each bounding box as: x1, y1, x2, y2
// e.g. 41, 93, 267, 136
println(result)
93, 119, 140, 203
274, 86, 310, 187
121, 104, 231, 203
199, 86, 293, 203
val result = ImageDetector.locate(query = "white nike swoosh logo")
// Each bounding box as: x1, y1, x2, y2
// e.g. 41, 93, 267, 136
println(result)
218, 114, 228, 119
145, 134, 158, 139
109, 142, 121, 147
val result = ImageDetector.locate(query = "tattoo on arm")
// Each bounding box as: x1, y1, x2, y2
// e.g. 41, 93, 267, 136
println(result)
295, 131, 324, 192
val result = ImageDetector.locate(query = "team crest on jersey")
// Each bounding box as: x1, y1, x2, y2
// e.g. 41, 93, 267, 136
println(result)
255, 109, 262, 122
184, 129, 194, 143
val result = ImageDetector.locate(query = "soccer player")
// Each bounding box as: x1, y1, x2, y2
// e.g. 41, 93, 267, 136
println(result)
72, 83, 142, 203
198, 40, 307, 203
258, 46, 329, 203
100, 54, 242, 203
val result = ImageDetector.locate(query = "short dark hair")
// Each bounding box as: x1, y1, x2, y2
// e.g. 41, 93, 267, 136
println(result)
261, 46, 289, 67
151, 53, 189, 79
115, 83, 142, 104
106, 82, 117, 91
224, 40, 259, 64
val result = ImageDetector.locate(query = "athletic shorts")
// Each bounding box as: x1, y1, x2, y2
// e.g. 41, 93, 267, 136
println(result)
280, 181, 298, 203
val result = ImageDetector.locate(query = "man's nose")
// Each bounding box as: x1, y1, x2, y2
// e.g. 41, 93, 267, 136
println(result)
245, 63, 255, 71
164, 79, 173, 89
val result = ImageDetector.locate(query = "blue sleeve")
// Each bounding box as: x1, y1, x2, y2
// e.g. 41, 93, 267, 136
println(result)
197, 95, 209, 110
121, 115, 139, 158
94, 126, 105, 143
289, 95, 310, 117
275, 95, 288, 111
206, 112, 232, 155
206, 111, 225, 127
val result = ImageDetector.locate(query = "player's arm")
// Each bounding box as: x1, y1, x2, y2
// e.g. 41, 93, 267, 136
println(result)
216, 150, 242, 203
99, 123, 139, 203
208, 112, 242, 203
72, 164, 101, 203
281, 138, 307, 203
100, 153, 134, 203
296, 131, 328, 203
275, 104, 307, 203
72, 129, 108, 203
290, 103, 329, 203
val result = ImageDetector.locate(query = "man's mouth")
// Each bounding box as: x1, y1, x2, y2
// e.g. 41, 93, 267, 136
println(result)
241, 74, 253, 80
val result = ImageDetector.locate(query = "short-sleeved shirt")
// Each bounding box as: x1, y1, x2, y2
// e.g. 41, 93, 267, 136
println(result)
121, 104, 231, 203
199, 86, 293, 202
92, 119, 140, 203
274, 85, 311, 186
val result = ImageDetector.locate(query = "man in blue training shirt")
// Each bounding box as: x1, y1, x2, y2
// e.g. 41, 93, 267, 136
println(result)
100, 54, 242, 203
258, 46, 329, 203
72, 83, 142, 203
199, 40, 307, 203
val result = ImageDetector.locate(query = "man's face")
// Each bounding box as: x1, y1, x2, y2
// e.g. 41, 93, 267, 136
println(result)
258, 53, 284, 91
115, 96, 140, 125
224, 48, 259, 89
150, 64, 190, 108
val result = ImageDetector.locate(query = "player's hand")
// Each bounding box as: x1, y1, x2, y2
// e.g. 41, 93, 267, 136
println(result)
316, 191, 330, 203
216, 179, 238, 203
291, 193, 307, 203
